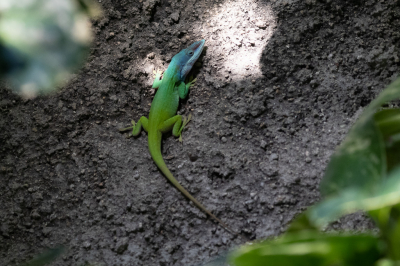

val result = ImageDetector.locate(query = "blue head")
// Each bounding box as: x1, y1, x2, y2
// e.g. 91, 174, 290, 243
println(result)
171, 39, 205, 82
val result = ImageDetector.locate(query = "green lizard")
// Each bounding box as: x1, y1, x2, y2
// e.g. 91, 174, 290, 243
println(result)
120, 40, 237, 235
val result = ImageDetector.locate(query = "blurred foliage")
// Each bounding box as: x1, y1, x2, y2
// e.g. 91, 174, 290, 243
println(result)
311, 78, 400, 227
227, 77, 400, 265
0, 0, 101, 98
230, 232, 382, 266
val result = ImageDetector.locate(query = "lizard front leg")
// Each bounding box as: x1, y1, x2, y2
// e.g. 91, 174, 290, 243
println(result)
158, 114, 192, 142
152, 69, 163, 89
119, 116, 149, 136
177, 77, 197, 99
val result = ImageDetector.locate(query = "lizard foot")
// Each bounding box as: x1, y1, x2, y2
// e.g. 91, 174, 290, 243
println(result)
178, 114, 192, 142
187, 76, 197, 88
119, 120, 136, 133
153, 69, 163, 79
152, 69, 164, 89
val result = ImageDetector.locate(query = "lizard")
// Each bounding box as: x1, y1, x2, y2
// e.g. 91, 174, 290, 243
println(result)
120, 40, 238, 236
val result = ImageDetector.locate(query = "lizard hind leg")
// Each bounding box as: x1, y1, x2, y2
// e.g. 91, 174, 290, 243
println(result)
158, 114, 192, 142
177, 114, 192, 142
119, 116, 149, 136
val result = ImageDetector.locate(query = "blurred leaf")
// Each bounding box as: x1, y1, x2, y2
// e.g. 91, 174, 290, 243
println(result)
310, 78, 400, 226
366, 78, 400, 114
230, 231, 382, 266
228, 78, 400, 266
23, 247, 64, 266
310, 167, 400, 227
375, 109, 400, 173
75, 0, 102, 18
375, 258, 400, 266
320, 77, 400, 197
370, 203, 400, 261
384, 139, 400, 174
374, 109, 400, 139
0, 0, 99, 98
0, 42, 26, 73
286, 213, 319, 233
319, 106, 386, 196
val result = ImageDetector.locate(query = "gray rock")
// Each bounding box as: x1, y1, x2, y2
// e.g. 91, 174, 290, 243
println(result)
115, 237, 129, 254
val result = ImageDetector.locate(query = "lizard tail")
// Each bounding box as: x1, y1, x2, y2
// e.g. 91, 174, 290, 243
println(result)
148, 135, 239, 236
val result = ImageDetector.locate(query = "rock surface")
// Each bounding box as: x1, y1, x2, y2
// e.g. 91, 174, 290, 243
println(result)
1, 0, 398, 265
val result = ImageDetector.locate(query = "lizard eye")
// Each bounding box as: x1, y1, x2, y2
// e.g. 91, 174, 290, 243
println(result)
189, 51, 193, 55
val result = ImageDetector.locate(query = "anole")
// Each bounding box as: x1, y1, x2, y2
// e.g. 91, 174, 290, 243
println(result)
120, 40, 237, 235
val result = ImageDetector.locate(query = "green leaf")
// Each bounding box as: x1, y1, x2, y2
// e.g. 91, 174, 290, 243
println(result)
320, 112, 386, 196
311, 78, 400, 227
286, 213, 319, 233
370, 203, 400, 261
374, 109, 400, 173
311, 167, 400, 227
365, 78, 400, 115
375, 258, 400, 266
228, 78, 400, 266
374, 109, 400, 139
320, 77, 400, 197
230, 231, 382, 266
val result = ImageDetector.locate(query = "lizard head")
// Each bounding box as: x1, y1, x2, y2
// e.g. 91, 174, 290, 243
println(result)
173, 39, 205, 81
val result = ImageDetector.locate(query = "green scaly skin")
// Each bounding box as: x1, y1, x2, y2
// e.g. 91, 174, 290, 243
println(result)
120, 40, 238, 236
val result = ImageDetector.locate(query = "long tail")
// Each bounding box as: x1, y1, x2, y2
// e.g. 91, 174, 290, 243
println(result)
148, 133, 239, 236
